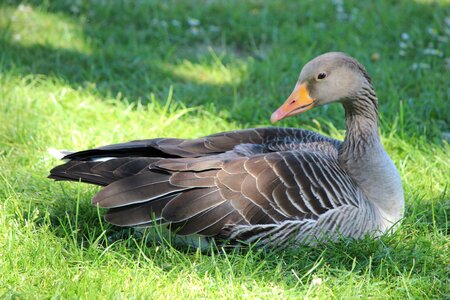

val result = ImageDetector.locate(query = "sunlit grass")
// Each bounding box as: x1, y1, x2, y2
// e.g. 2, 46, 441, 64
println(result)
0, 4, 91, 53
161, 49, 248, 85
0, 0, 449, 299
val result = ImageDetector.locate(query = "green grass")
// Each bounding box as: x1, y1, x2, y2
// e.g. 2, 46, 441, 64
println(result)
0, 0, 449, 298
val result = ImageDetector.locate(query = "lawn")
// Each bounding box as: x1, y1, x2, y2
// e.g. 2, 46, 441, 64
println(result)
0, 0, 449, 298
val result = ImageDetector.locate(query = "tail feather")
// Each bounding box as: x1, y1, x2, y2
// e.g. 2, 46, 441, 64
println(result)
48, 161, 112, 186
48, 158, 158, 186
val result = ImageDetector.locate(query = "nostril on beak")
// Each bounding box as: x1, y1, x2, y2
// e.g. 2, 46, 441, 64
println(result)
290, 99, 296, 105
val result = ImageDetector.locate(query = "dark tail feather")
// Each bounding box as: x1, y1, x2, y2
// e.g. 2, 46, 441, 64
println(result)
48, 161, 113, 186
48, 158, 159, 186
63, 140, 182, 161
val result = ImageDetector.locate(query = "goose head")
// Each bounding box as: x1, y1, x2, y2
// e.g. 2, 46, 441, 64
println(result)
271, 52, 372, 123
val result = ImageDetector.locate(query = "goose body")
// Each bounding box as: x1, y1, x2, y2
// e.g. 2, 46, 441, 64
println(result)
49, 52, 404, 247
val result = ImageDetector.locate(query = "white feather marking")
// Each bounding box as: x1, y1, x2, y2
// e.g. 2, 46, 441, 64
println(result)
48, 148, 116, 162
89, 157, 116, 162
47, 149, 73, 160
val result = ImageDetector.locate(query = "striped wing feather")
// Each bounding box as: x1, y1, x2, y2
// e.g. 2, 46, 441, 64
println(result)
49, 127, 360, 243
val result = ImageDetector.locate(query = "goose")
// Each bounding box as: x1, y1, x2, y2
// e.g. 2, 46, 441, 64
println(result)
49, 52, 404, 248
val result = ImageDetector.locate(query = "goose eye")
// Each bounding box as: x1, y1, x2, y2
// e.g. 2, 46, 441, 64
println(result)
317, 72, 327, 80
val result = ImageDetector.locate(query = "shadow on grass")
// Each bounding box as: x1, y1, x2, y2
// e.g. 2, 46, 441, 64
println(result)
0, 1, 271, 119
0, 38, 248, 105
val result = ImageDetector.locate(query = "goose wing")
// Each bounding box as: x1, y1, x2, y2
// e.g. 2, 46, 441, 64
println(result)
62, 127, 339, 160
50, 127, 360, 240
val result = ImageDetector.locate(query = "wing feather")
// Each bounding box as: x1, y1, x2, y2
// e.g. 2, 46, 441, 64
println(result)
104, 194, 175, 226
92, 171, 187, 208
49, 126, 365, 244
162, 188, 224, 222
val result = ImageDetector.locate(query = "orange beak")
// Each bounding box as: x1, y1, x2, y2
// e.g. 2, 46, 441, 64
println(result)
270, 82, 315, 123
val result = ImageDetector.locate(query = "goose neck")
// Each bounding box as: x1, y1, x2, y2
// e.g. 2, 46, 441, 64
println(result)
339, 87, 380, 161
337, 87, 404, 224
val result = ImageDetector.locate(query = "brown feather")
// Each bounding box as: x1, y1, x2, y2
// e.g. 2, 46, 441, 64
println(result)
104, 194, 175, 226
92, 171, 187, 208
162, 188, 224, 222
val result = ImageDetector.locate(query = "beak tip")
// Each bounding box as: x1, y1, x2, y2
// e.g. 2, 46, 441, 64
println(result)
271, 82, 315, 124
270, 112, 279, 124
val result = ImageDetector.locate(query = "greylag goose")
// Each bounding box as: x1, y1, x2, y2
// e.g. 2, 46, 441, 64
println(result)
49, 52, 404, 247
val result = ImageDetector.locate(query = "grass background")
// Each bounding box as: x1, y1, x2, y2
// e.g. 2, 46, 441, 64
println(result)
0, 0, 449, 298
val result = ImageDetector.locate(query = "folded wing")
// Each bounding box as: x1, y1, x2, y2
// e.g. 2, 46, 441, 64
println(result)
49, 127, 359, 241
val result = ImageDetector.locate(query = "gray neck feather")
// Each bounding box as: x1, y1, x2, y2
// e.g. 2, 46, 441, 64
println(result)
339, 84, 380, 163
